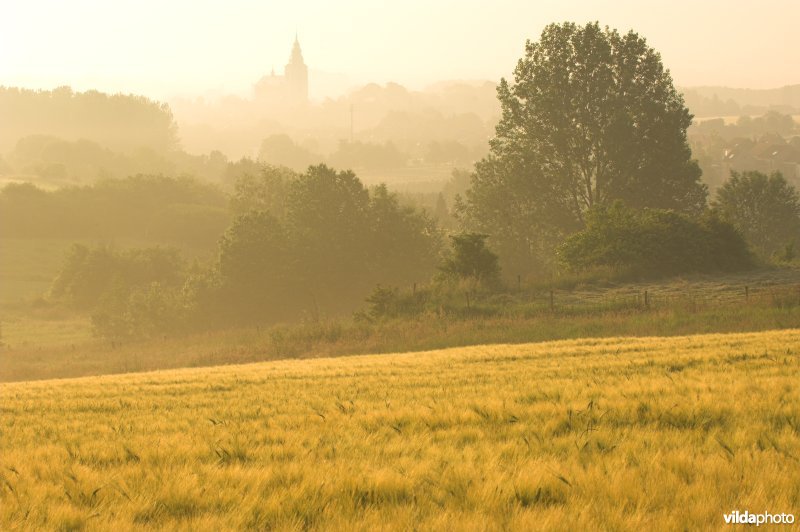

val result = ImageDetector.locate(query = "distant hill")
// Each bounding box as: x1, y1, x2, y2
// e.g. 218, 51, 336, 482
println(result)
681, 85, 800, 117
0, 86, 179, 154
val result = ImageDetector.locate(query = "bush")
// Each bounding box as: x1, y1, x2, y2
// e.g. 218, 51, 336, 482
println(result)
439, 233, 500, 286
559, 201, 753, 277
361, 285, 401, 320
50, 244, 189, 340
50, 244, 187, 310
92, 282, 187, 341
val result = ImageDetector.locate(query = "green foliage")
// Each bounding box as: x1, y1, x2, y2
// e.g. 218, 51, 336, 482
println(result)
363, 285, 401, 320
92, 282, 186, 341
3, 134, 231, 185
0, 86, 178, 154
0, 87, 242, 184
212, 164, 442, 323
462, 22, 706, 277
50, 244, 187, 311
229, 164, 297, 218
439, 233, 500, 285
285, 165, 373, 315
216, 211, 297, 323
713, 171, 800, 257
37, 165, 441, 332
690, 111, 799, 139
366, 184, 442, 286
773, 242, 796, 263
180, 267, 224, 329
0, 175, 229, 248
49, 244, 190, 340
258, 134, 321, 171
559, 202, 752, 277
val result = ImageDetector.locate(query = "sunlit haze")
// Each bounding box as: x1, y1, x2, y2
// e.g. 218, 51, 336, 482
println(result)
2, 0, 799, 101
2, 1, 800, 529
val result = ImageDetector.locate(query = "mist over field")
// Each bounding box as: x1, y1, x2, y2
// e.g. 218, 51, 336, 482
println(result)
1, 2, 799, 529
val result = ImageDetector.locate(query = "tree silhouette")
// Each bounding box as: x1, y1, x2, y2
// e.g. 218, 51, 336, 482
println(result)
462, 22, 706, 275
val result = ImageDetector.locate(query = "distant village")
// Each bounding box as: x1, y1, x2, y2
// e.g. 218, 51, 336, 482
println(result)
689, 112, 800, 190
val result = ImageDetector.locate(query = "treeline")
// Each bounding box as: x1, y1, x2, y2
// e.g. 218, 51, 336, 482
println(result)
48, 165, 442, 339
0, 86, 178, 153
2, 134, 231, 185
256, 135, 485, 173
0, 175, 229, 248
0, 86, 240, 185
682, 85, 800, 117
691, 111, 799, 139
44, 163, 800, 341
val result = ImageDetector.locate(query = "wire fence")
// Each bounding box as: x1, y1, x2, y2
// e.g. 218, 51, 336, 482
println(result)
522, 284, 800, 314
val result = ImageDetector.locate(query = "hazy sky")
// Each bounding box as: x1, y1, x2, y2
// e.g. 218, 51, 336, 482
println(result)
2, 0, 798, 101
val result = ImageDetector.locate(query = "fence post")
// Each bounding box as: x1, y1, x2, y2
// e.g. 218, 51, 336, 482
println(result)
745, 285, 749, 302
550, 290, 555, 311
644, 290, 649, 309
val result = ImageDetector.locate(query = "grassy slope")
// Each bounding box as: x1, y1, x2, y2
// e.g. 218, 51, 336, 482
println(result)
1, 329, 799, 530
2, 264, 799, 383
3, 294, 800, 383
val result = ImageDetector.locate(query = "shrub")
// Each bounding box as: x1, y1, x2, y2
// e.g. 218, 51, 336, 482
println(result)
439, 233, 501, 286
50, 244, 190, 340
559, 201, 752, 277
92, 282, 187, 341
51, 244, 186, 310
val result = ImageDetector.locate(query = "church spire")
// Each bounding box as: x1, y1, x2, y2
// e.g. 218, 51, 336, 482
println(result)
254, 35, 308, 104
284, 34, 308, 103
289, 34, 304, 66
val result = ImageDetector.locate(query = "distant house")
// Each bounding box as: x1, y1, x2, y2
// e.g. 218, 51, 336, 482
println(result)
722, 136, 800, 185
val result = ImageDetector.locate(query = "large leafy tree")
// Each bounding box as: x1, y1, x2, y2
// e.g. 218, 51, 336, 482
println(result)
463, 22, 706, 276
217, 210, 296, 320
713, 171, 800, 256
215, 164, 442, 321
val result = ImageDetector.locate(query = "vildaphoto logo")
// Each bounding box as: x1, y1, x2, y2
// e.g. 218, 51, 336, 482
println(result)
724, 510, 795, 526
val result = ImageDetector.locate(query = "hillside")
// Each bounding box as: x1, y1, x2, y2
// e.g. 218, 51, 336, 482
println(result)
681, 84, 800, 116
687, 84, 800, 109
3, 265, 800, 383
1, 330, 798, 530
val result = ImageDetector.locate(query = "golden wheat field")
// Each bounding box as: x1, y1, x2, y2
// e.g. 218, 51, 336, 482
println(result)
1, 330, 799, 531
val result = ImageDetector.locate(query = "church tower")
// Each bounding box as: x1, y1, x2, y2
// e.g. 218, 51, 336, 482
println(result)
284, 35, 308, 103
